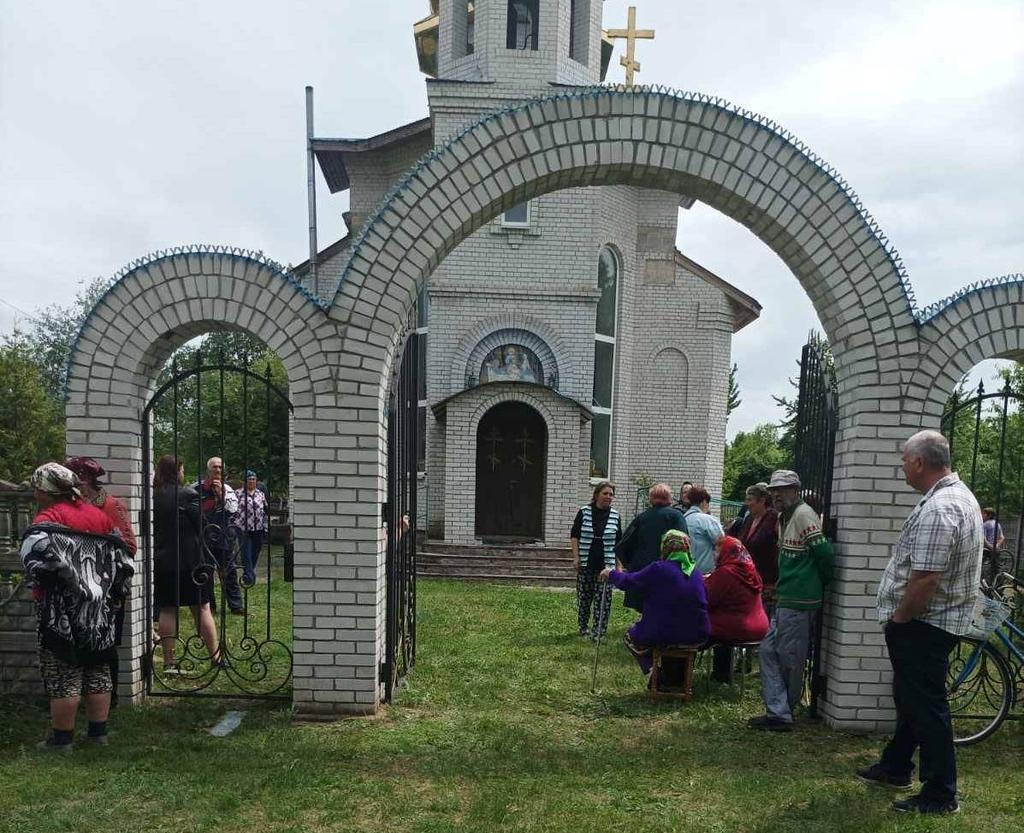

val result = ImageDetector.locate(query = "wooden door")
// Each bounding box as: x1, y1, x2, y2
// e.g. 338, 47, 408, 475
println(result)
475, 402, 546, 540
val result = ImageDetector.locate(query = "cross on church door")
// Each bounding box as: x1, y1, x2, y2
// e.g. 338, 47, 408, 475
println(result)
475, 401, 547, 540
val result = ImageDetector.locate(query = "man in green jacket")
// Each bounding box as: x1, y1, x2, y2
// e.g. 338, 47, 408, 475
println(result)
748, 469, 833, 731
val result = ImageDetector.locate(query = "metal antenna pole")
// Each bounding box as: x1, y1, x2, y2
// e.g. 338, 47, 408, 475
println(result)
305, 85, 318, 295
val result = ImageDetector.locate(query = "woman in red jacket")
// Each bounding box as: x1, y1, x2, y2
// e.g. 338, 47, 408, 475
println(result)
706, 536, 770, 682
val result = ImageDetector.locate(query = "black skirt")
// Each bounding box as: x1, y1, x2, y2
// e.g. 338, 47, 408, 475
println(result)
154, 566, 214, 608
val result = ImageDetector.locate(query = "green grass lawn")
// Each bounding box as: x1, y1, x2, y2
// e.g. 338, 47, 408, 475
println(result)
1, 579, 1022, 833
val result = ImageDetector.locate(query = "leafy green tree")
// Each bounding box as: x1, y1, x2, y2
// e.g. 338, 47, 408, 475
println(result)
150, 332, 290, 495
4, 277, 109, 400
0, 342, 64, 482
944, 363, 1024, 521
722, 423, 790, 502
726, 362, 741, 417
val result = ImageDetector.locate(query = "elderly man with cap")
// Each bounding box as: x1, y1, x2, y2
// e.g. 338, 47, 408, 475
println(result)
748, 469, 833, 732
20, 463, 133, 750
65, 457, 137, 556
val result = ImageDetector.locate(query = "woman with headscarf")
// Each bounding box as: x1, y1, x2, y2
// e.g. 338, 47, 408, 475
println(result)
20, 463, 133, 750
233, 469, 269, 585
600, 530, 709, 683
706, 535, 770, 682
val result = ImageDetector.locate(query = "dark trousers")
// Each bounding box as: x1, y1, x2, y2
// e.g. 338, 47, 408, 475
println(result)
879, 619, 958, 801
213, 546, 243, 611
576, 568, 612, 636
241, 531, 266, 584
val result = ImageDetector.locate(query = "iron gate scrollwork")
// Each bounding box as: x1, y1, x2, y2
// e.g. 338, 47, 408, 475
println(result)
792, 334, 838, 716
384, 325, 419, 701
942, 378, 1024, 578
141, 348, 294, 698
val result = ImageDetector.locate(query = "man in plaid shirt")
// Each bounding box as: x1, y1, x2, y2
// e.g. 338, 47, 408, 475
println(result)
858, 430, 983, 815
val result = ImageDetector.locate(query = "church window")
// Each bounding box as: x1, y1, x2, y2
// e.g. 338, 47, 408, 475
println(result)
590, 246, 618, 478
507, 0, 539, 50
501, 200, 531, 228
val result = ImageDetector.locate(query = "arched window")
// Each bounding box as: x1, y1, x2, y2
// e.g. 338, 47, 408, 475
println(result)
590, 246, 618, 477
507, 0, 539, 50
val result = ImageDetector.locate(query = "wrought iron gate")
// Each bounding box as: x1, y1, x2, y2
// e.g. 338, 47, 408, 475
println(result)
141, 349, 294, 698
942, 378, 1024, 577
792, 334, 838, 715
383, 329, 420, 700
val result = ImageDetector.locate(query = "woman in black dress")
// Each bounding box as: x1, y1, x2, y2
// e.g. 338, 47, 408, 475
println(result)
153, 455, 219, 669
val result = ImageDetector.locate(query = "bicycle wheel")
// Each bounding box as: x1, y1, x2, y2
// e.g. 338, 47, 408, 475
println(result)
947, 638, 1014, 746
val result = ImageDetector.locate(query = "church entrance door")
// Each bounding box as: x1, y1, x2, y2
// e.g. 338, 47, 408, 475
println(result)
475, 402, 547, 541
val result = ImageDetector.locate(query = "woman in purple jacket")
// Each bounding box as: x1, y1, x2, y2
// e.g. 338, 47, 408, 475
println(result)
600, 530, 710, 682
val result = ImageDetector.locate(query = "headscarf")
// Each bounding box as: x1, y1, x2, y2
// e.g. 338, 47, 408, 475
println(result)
716, 535, 752, 568
31, 463, 81, 498
715, 535, 763, 593
660, 529, 695, 576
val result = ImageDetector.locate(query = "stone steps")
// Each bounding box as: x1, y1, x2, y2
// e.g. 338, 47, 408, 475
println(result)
417, 541, 575, 586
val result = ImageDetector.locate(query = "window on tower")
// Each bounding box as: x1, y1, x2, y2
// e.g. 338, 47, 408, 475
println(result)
590, 246, 619, 478
507, 0, 539, 50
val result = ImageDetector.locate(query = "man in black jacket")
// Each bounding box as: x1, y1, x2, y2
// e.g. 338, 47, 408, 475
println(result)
615, 483, 688, 611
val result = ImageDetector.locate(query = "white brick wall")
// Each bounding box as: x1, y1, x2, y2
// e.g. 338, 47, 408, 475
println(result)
68, 82, 1024, 732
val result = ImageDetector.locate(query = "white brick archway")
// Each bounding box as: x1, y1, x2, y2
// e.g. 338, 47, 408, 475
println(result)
325, 86, 1022, 728
65, 248, 382, 715
69, 89, 1022, 725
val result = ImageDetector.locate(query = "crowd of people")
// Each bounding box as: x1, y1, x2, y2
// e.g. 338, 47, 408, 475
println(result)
18, 428, 990, 814
18, 454, 270, 751
570, 429, 986, 815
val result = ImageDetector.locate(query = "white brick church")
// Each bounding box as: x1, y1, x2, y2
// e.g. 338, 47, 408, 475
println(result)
302, 0, 761, 543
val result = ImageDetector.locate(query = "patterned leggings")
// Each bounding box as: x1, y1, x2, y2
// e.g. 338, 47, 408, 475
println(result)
576, 568, 612, 636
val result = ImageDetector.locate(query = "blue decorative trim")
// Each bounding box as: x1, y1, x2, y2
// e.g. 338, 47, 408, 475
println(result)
334, 84, 923, 318
64, 244, 327, 400
916, 273, 1024, 324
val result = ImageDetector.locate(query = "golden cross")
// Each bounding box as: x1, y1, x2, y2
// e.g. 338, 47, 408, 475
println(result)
606, 6, 655, 87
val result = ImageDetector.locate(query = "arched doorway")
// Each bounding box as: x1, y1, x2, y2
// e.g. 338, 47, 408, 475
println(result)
475, 401, 547, 541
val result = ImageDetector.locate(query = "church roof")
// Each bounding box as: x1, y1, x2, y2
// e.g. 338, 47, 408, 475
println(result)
312, 117, 433, 193
674, 249, 762, 333
431, 381, 593, 419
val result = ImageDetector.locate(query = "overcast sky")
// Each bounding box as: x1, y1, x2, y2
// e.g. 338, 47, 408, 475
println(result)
1, 0, 1021, 438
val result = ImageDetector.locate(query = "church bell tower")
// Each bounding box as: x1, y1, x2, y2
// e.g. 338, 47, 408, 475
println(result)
414, 0, 611, 87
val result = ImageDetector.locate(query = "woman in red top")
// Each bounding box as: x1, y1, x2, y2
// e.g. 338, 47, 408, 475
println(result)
736, 482, 779, 619
65, 456, 137, 555
706, 536, 770, 682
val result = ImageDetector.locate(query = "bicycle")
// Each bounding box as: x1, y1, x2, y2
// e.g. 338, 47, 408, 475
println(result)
946, 572, 1022, 745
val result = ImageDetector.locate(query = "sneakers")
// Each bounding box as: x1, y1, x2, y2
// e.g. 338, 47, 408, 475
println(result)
578, 627, 589, 638
746, 715, 793, 732
84, 734, 109, 746
891, 794, 960, 815
856, 763, 912, 790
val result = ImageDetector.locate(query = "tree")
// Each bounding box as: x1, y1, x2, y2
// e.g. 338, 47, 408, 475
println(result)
721, 423, 790, 502
3, 276, 109, 400
150, 331, 291, 494
0, 342, 64, 482
772, 331, 834, 460
726, 362, 741, 417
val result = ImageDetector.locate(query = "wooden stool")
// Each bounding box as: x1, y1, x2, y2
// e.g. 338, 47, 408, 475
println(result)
704, 640, 763, 696
649, 644, 700, 702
